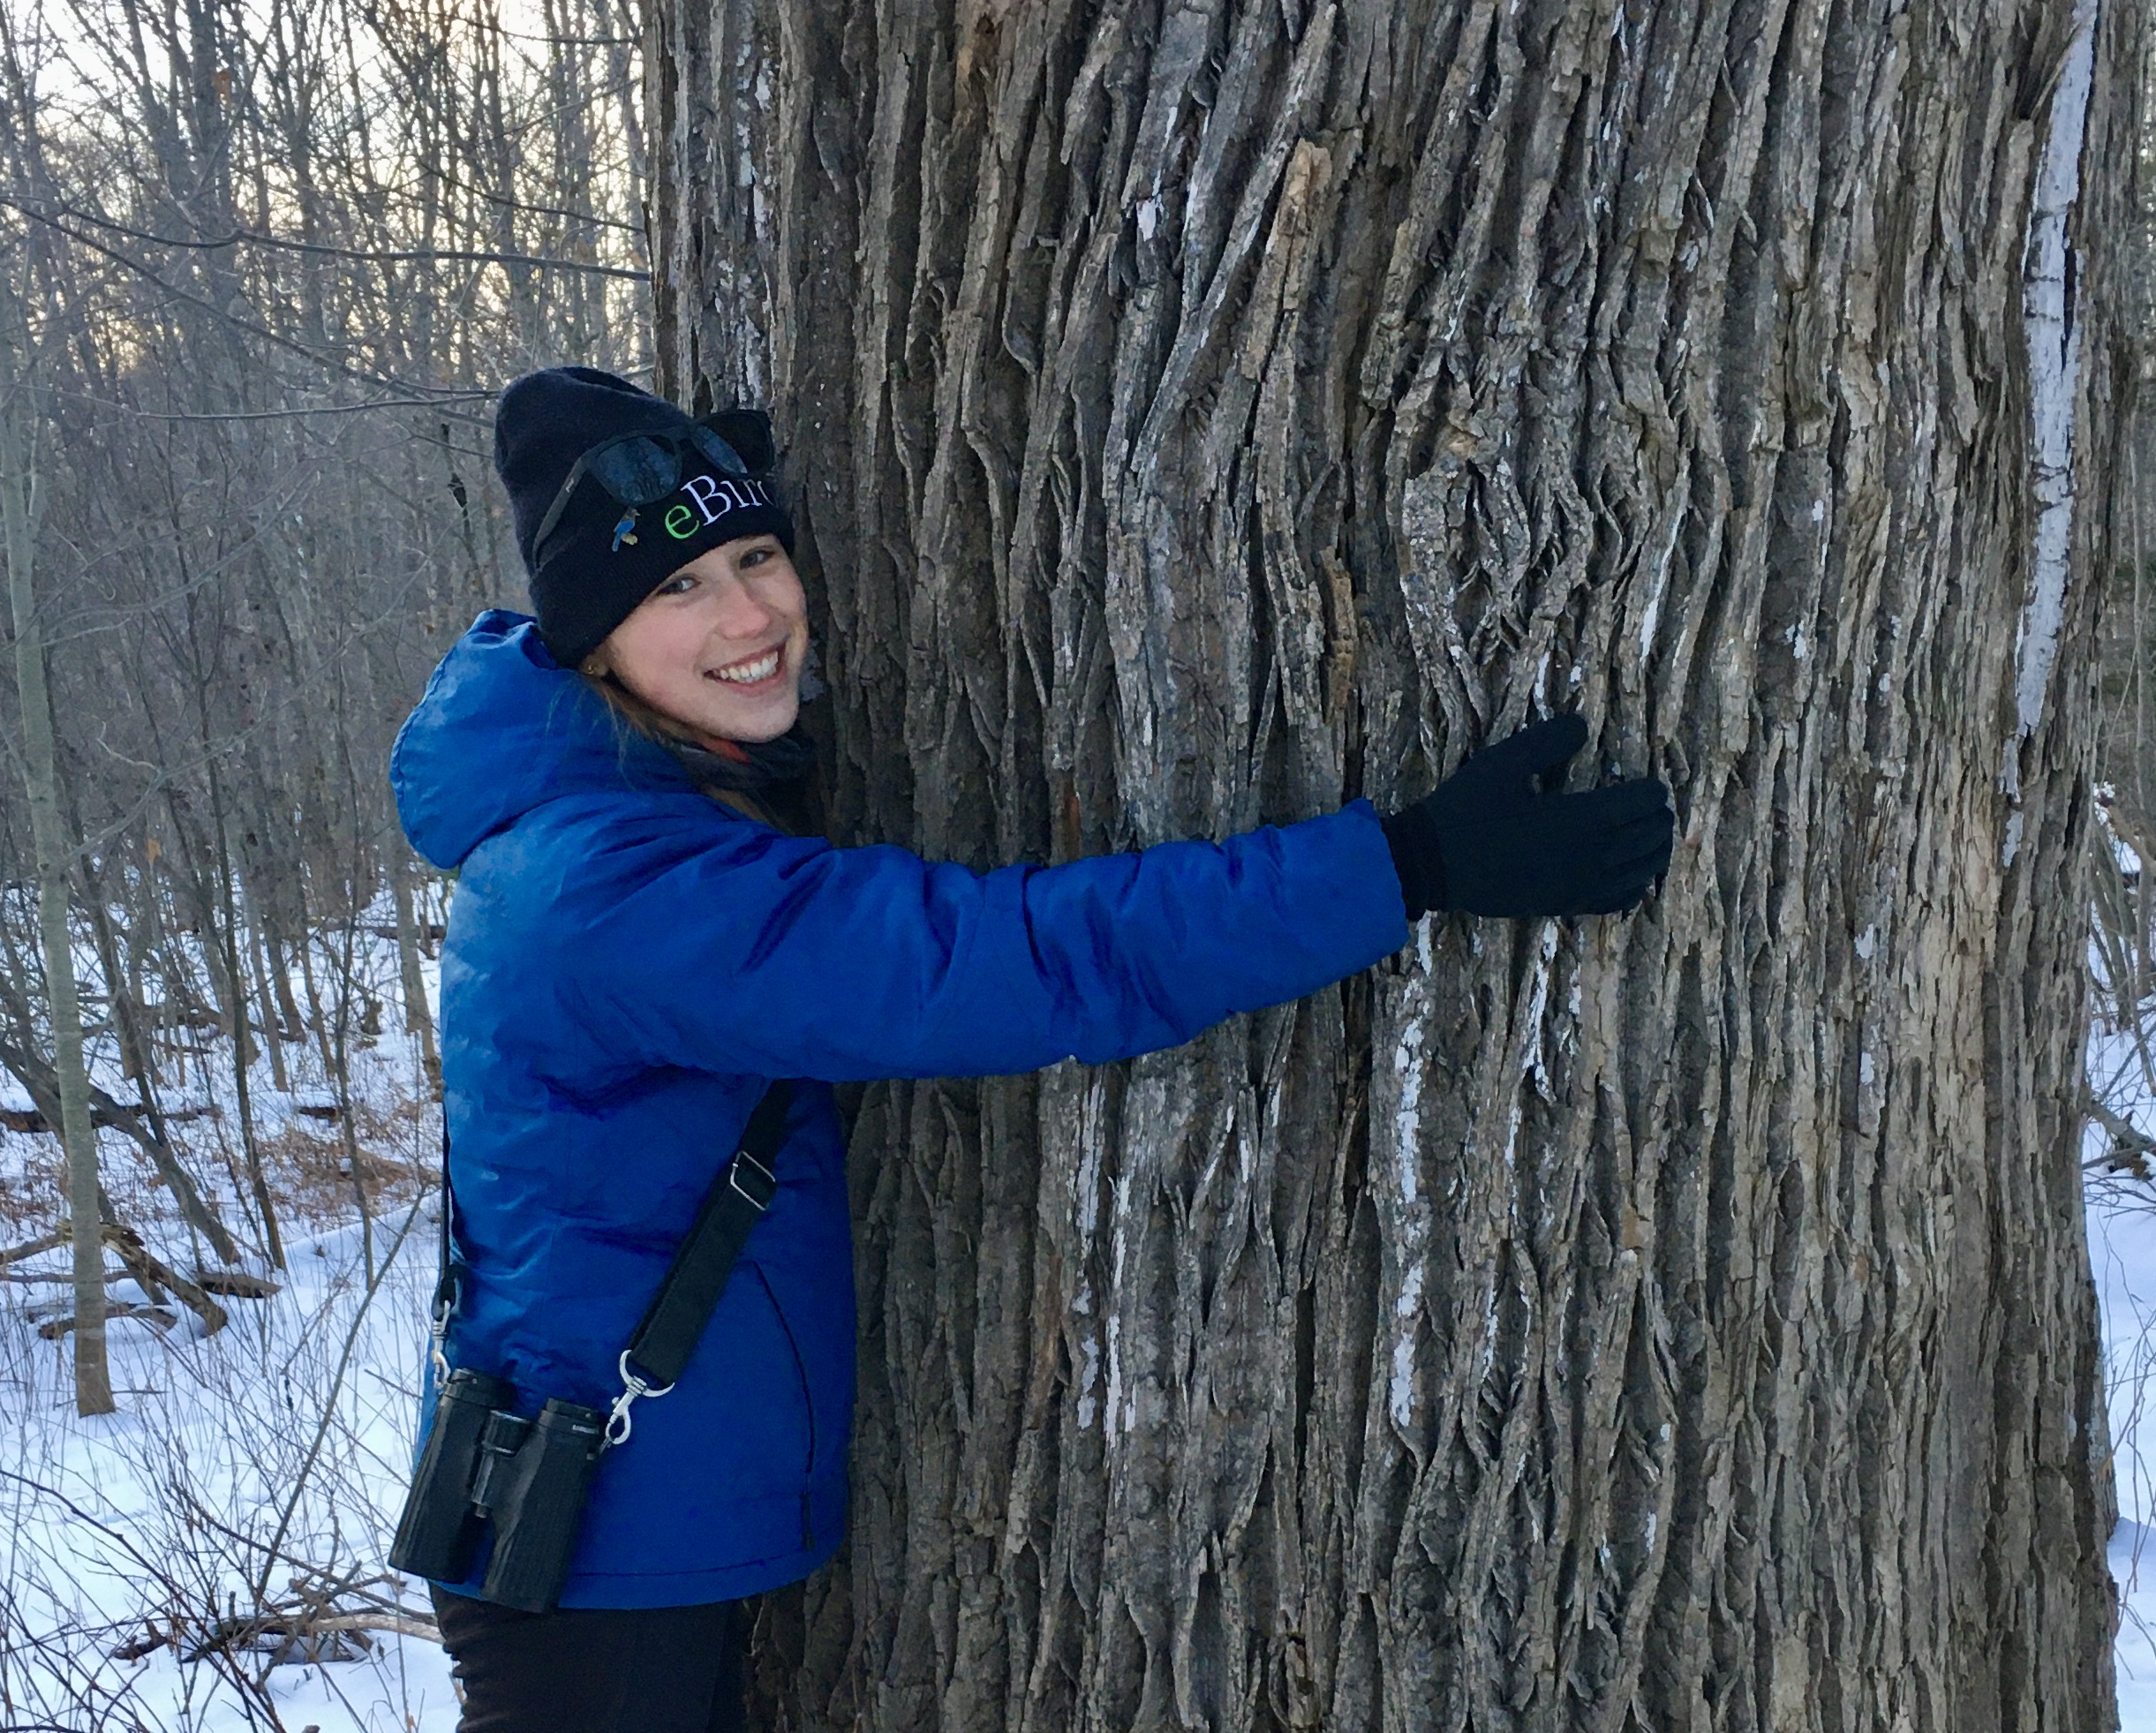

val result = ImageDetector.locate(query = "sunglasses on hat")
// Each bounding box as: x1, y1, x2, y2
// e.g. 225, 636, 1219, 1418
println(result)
533, 408, 778, 559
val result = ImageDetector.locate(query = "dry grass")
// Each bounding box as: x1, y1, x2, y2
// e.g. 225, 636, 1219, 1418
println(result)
257, 1093, 431, 1230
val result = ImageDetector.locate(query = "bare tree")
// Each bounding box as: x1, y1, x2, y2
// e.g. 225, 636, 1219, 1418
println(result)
0, 0, 654, 1310
648, 1, 2138, 1728
0, 267, 112, 1416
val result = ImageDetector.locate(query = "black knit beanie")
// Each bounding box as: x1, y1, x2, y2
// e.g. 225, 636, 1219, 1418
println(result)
494, 366, 795, 668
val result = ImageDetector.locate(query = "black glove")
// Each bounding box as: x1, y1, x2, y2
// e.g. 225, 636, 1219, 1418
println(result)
1379, 714, 1673, 919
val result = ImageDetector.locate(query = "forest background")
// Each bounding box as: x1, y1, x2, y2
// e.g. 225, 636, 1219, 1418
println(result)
1, 0, 2155, 1729
0, 0, 645, 1722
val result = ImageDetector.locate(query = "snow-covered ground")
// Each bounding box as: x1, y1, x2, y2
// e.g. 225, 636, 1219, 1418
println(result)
2094, 1194, 2156, 1729
1, 1210, 458, 1731
2093, 983, 2156, 1731
0, 906, 461, 1731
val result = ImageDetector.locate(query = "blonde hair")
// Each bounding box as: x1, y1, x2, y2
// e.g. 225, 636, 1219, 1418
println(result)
580, 671, 791, 832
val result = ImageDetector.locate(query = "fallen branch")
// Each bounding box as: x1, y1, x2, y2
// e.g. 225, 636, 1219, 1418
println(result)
36, 1299, 177, 1337
183, 1613, 382, 1664
181, 1566, 440, 1663
0, 1229, 64, 1265
109, 1623, 171, 1662
2088, 1096, 2156, 1179
194, 1267, 280, 1299
6, 1221, 233, 1333
312, 1610, 440, 1639
102, 1222, 229, 1336
182, 1610, 442, 1664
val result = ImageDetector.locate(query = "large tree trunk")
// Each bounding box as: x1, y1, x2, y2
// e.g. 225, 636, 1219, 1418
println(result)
649, 2, 2137, 1727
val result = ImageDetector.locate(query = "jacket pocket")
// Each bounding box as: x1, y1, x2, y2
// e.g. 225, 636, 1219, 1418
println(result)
751, 1264, 819, 1552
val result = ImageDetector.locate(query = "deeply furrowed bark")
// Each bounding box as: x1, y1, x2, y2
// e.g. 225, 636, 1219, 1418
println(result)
650, 2, 2136, 1728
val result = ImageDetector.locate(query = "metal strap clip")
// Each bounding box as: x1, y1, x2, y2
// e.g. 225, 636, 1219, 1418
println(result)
604, 1349, 677, 1448
426, 1267, 462, 1385
728, 1147, 778, 1210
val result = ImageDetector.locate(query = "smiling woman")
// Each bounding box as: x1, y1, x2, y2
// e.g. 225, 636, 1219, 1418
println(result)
581, 536, 811, 747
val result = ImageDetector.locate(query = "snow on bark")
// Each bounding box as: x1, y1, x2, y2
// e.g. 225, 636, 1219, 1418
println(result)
2007, 0, 2099, 818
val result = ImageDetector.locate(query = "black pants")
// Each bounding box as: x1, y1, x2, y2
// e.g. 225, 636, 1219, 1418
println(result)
430, 1586, 747, 1733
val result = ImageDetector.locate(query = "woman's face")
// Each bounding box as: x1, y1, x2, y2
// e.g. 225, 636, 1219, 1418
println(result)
587, 535, 810, 744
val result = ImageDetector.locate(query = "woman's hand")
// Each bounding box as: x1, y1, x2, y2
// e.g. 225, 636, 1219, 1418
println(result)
1380, 714, 1674, 920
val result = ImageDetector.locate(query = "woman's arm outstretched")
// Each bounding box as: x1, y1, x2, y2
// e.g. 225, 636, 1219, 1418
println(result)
549, 797, 1412, 1081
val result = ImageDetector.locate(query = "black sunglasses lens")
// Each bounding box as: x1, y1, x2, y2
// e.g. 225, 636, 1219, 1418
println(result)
588, 435, 682, 504
687, 426, 751, 477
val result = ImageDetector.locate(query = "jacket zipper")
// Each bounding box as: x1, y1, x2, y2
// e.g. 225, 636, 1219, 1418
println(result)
752, 1265, 818, 1552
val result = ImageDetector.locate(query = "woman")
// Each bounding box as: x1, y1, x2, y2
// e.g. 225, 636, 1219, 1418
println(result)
389, 366, 1674, 1732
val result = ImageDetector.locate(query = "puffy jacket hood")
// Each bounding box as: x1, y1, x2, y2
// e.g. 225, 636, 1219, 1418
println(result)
390, 609, 694, 870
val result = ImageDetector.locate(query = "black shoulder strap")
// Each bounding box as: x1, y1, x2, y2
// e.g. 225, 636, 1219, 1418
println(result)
429, 1115, 462, 1363
621, 1080, 795, 1390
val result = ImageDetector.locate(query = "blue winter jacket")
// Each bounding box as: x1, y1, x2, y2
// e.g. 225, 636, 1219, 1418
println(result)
388, 611, 1411, 1608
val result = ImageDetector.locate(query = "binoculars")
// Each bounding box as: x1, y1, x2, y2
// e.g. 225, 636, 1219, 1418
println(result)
389, 1368, 607, 1614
